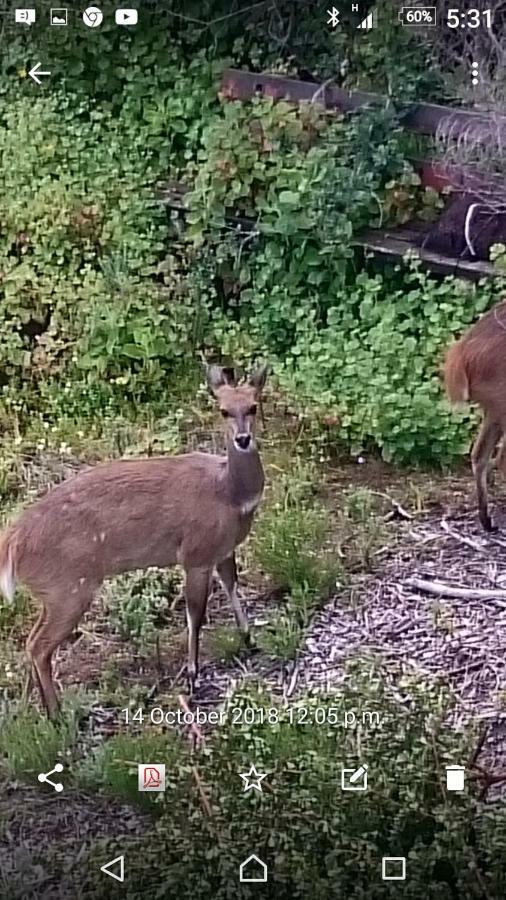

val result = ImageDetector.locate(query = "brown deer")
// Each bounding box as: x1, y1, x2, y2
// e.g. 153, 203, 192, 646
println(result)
444, 299, 506, 532
0, 364, 268, 717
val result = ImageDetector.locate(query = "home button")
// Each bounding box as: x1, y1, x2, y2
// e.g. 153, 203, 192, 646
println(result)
239, 854, 268, 883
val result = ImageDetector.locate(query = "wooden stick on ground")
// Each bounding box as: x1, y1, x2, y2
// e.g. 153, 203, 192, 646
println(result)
191, 766, 213, 817
440, 519, 486, 552
405, 576, 506, 603
178, 693, 204, 748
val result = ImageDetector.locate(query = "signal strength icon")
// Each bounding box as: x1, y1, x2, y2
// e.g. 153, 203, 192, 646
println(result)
357, 10, 377, 29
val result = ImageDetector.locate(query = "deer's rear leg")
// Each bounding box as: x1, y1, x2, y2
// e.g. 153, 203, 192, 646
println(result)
471, 416, 502, 532
26, 589, 94, 719
216, 554, 253, 648
185, 567, 211, 694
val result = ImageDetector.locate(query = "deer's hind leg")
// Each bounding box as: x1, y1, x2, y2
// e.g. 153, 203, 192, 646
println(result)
23, 608, 44, 705
471, 414, 502, 532
185, 567, 212, 694
26, 585, 95, 719
216, 554, 253, 648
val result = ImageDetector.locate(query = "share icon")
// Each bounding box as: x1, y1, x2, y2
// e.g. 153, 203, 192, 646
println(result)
38, 762, 64, 792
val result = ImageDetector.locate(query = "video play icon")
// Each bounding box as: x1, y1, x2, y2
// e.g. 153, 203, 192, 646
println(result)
115, 8, 138, 25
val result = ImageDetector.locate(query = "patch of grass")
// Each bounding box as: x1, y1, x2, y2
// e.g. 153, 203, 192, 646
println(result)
103, 567, 183, 644
75, 730, 183, 810
430, 600, 456, 635
0, 590, 32, 635
0, 690, 84, 778
206, 625, 244, 663
256, 607, 303, 659
253, 460, 340, 597
333, 486, 387, 570
252, 460, 341, 659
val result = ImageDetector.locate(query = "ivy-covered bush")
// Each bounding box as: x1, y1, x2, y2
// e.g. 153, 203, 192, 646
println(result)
0, 10, 502, 463
276, 266, 503, 464
183, 95, 502, 463
0, 53, 219, 402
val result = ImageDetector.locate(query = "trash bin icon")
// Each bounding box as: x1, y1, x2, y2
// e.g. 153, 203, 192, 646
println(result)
445, 765, 465, 792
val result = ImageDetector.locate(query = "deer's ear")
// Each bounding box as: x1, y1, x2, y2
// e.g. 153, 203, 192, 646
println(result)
248, 364, 268, 395
207, 365, 236, 395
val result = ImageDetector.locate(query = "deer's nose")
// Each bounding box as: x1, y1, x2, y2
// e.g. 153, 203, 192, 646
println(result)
235, 433, 251, 450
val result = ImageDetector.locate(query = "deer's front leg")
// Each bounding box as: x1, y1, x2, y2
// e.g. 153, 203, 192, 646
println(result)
216, 554, 253, 647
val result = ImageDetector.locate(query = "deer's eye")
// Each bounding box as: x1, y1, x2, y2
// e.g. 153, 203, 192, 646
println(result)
248, 404, 258, 416
220, 409, 230, 418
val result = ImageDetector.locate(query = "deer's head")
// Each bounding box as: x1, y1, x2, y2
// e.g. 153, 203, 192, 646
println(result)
207, 364, 268, 452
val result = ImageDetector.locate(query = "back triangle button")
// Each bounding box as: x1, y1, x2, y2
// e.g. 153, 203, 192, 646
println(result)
100, 855, 125, 883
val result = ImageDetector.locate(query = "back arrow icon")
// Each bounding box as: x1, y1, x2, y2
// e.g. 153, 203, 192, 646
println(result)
28, 63, 51, 85
100, 855, 125, 883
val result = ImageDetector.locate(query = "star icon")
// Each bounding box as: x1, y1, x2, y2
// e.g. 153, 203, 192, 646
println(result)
239, 764, 267, 793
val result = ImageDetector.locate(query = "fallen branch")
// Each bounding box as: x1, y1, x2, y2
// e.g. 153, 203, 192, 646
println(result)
405, 576, 506, 603
440, 519, 485, 552
284, 660, 300, 699
178, 693, 204, 748
192, 766, 213, 817
471, 763, 506, 801
370, 490, 413, 521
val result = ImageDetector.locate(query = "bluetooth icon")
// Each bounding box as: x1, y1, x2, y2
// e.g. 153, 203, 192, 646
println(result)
326, 6, 340, 27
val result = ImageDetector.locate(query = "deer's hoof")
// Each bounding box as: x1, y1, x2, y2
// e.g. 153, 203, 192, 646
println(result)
480, 513, 498, 533
187, 670, 197, 696
244, 632, 260, 654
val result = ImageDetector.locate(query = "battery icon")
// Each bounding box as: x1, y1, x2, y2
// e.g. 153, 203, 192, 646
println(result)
399, 6, 436, 26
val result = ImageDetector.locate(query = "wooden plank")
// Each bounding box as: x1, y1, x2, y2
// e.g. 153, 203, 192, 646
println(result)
355, 228, 497, 280
156, 183, 497, 281
221, 69, 506, 142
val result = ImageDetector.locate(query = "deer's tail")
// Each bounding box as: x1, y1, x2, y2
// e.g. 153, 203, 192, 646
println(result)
0, 529, 17, 603
444, 341, 470, 404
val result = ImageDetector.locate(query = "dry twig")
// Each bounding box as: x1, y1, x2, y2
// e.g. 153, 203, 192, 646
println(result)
405, 576, 506, 603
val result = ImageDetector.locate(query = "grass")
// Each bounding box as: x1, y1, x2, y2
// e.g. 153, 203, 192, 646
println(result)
251, 461, 388, 659
102, 567, 183, 644
75, 729, 183, 809
0, 590, 32, 634
206, 625, 245, 662
0, 690, 84, 778
332, 486, 388, 570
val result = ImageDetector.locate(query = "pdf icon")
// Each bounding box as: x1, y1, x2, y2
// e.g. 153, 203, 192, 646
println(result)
138, 763, 166, 792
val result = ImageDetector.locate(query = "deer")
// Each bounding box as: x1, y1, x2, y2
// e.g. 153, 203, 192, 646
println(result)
444, 298, 506, 532
0, 364, 268, 718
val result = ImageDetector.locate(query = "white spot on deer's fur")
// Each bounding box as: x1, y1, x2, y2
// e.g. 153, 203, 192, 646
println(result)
100, 532, 106, 542
240, 493, 262, 516
79, 577, 86, 585
92, 534, 98, 542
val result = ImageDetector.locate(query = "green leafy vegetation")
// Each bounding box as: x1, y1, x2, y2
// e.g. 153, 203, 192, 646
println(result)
103, 568, 183, 644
